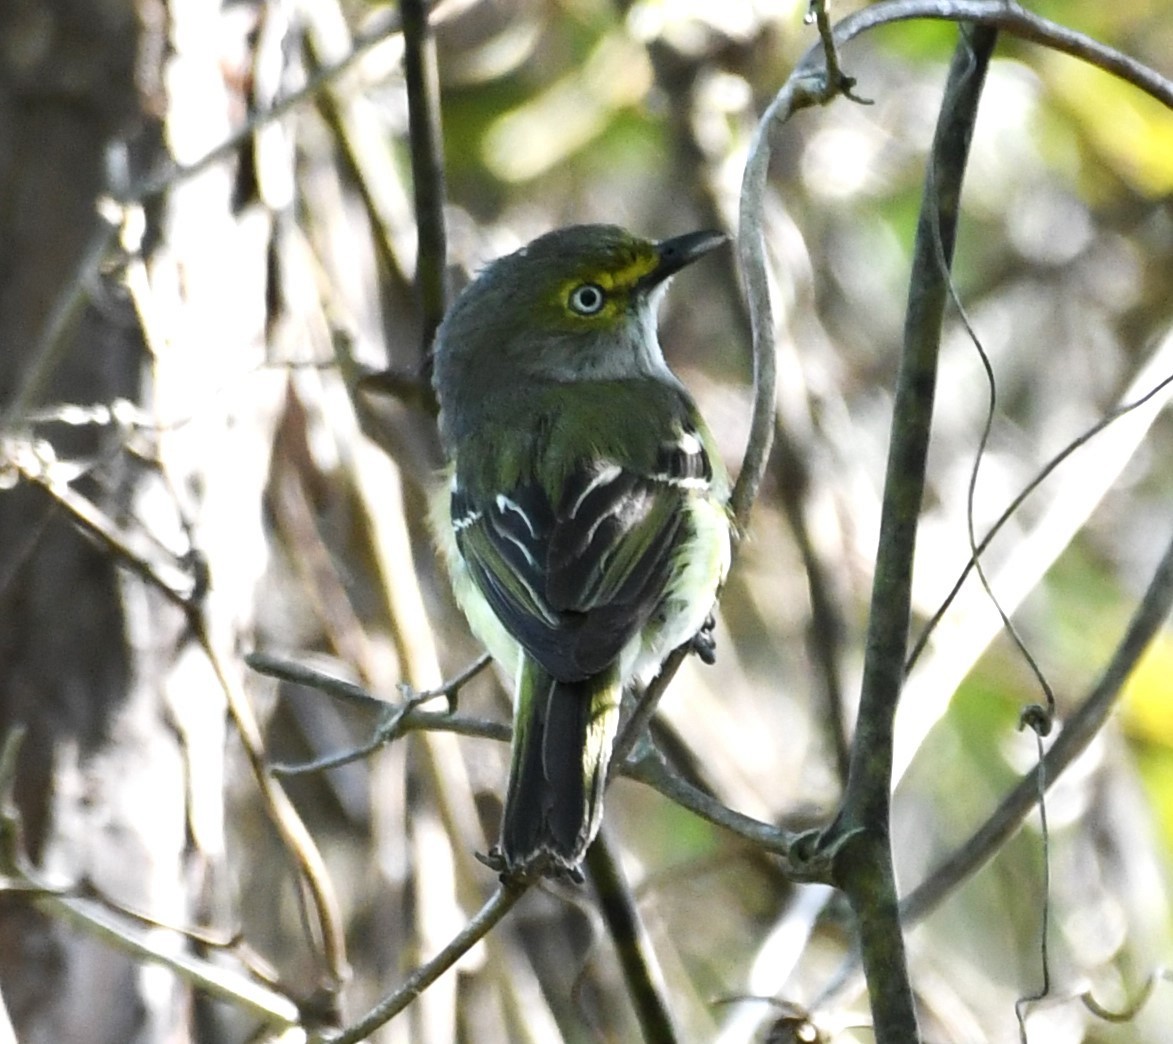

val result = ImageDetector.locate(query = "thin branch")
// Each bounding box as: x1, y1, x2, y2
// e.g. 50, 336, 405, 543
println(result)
6, 444, 197, 608
814, 23, 997, 1044
270, 685, 441, 776
585, 830, 681, 1044
127, 8, 403, 205
422, 651, 494, 710
0, 211, 120, 427
247, 652, 510, 769
1082, 968, 1173, 1024
247, 652, 395, 710
813, 522, 1173, 1019
0, 729, 301, 1031
401, 0, 449, 363
247, 650, 490, 713
323, 883, 525, 1044
731, 72, 821, 534
6, 454, 349, 992
623, 743, 800, 868
251, 652, 811, 879
810, 0, 1173, 108
901, 523, 1173, 925
610, 646, 688, 773
301, 28, 413, 310
772, 420, 851, 782
192, 617, 349, 993
906, 368, 1173, 673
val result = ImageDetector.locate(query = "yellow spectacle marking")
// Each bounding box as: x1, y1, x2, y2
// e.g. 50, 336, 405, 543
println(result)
593, 251, 659, 290
556, 249, 659, 307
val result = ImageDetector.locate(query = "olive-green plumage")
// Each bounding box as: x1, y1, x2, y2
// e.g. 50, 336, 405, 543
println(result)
432, 224, 731, 878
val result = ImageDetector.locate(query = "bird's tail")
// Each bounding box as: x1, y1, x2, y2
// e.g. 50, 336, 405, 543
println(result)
500, 658, 621, 877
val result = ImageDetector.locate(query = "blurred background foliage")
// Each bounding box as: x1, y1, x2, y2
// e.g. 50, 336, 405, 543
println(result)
6, 0, 1168, 1041
246, 0, 1173, 1041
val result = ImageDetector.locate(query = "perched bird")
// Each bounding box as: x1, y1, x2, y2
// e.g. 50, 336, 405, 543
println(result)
431, 224, 732, 879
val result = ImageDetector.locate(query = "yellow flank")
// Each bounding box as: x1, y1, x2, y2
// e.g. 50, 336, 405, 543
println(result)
428, 473, 522, 680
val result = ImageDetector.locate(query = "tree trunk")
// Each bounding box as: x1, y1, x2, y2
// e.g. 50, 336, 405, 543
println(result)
0, 3, 282, 1040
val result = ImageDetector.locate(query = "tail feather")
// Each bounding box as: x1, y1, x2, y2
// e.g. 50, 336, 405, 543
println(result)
501, 659, 621, 875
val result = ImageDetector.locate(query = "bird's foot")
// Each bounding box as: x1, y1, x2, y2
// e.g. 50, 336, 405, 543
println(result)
689, 613, 718, 665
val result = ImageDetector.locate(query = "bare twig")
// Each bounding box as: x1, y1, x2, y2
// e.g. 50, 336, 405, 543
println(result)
1081, 967, 1173, 1023
193, 618, 350, 992
813, 24, 997, 1044
0, 211, 121, 427
246, 652, 509, 773
814, 522, 1173, 1019
422, 652, 494, 709
250, 653, 810, 876
732, 71, 826, 533
906, 368, 1173, 673
270, 685, 440, 776
323, 883, 525, 1044
807, 0, 1173, 108
128, 8, 403, 205
772, 422, 851, 782
623, 743, 799, 868
7, 450, 349, 993
247, 651, 396, 710
0, 729, 301, 1031
248, 650, 490, 713
585, 830, 681, 1044
401, 0, 449, 362
901, 523, 1173, 926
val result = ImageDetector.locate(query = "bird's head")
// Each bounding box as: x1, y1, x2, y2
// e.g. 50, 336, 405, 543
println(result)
432, 224, 728, 389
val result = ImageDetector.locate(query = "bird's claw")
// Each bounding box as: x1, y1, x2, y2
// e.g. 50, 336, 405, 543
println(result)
689, 613, 718, 665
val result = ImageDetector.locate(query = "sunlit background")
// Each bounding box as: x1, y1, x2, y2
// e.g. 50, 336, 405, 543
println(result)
218, 2, 1173, 1041
3, 1, 1172, 1042
249, 1, 1173, 1041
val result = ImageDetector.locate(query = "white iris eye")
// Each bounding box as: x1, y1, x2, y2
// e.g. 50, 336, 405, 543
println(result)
568, 283, 606, 316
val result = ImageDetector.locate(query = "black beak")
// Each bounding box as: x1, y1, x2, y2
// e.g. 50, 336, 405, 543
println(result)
641, 229, 729, 290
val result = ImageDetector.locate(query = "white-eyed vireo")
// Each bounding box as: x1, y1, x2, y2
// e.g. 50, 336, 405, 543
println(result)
432, 224, 732, 879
